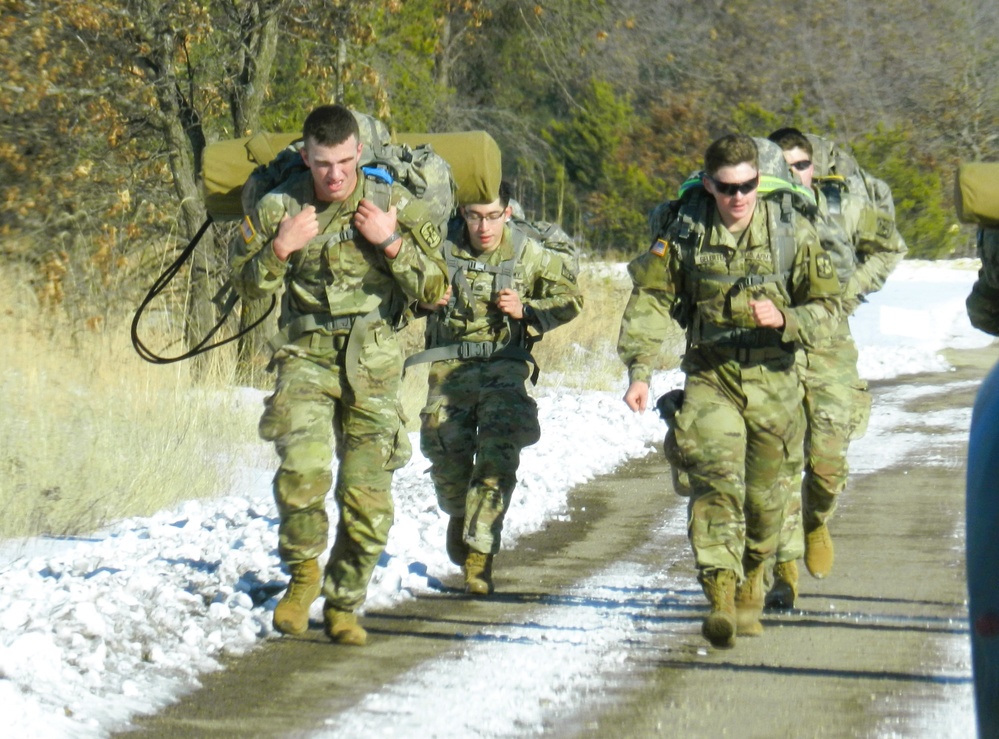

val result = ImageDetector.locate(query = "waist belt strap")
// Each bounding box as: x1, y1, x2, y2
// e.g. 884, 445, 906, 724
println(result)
267, 313, 360, 353
708, 345, 794, 364
698, 323, 785, 348
404, 341, 539, 384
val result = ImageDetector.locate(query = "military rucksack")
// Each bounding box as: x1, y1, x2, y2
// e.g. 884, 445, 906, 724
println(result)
132, 110, 458, 364
805, 133, 900, 279
512, 217, 579, 279
647, 137, 817, 334
507, 196, 580, 279
805, 134, 896, 217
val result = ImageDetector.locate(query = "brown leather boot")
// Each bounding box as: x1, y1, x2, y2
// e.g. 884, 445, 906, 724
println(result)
446, 516, 469, 566
463, 551, 494, 595
765, 560, 799, 610
700, 569, 737, 648
735, 563, 765, 636
805, 524, 834, 579
272, 559, 321, 635
323, 603, 368, 646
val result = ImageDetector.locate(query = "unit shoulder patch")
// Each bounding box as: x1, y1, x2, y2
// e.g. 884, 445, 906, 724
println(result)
419, 221, 442, 249
815, 252, 835, 280
650, 238, 668, 258
876, 214, 894, 240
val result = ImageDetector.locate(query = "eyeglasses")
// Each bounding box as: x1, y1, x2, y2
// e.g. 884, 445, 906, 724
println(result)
464, 210, 506, 224
710, 175, 759, 197
788, 160, 812, 172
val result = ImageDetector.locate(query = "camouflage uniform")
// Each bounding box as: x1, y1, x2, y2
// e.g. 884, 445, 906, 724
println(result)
967, 228, 999, 337
229, 168, 448, 612
618, 192, 841, 580
418, 224, 582, 555
775, 171, 907, 564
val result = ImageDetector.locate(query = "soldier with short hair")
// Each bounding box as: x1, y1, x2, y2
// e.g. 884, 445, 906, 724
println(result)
413, 182, 582, 595
618, 133, 841, 648
229, 104, 449, 646
766, 127, 906, 607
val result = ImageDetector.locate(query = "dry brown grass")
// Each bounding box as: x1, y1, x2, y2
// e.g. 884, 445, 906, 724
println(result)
0, 269, 258, 539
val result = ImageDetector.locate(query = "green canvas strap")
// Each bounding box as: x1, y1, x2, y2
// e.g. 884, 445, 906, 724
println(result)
267, 312, 361, 353
404, 339, 539, 384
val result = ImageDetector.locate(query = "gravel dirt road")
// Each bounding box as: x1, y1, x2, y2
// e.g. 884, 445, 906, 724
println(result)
122, 348, 988, 739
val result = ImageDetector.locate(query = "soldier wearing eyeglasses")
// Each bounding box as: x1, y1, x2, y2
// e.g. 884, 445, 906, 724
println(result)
412, 182, 582, 595
765, 128, 906, 610
617, 133, 841, 648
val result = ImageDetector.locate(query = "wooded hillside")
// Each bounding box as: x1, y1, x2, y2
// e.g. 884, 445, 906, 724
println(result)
2, 0, 995, 335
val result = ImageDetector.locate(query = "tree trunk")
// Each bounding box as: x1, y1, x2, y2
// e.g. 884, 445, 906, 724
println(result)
229, 1, 283, 136
336, 37, 348, 103
225, 1, 285, 376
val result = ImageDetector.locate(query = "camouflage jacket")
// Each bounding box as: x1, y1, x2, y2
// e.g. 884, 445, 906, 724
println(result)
618, 196, 841, 384
968, 227, 999, 336
427, 224, 582, 349
229, 168, 449, 342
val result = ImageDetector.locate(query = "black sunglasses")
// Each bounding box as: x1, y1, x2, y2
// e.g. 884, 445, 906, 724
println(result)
710, 175, 759, 196
788, 160, 812, 171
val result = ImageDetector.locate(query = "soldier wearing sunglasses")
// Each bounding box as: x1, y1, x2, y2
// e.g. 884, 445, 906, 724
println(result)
618, 133, 842, 648
765, 128, 905, 609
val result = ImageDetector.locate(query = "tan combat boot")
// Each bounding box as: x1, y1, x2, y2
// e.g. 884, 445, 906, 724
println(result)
272, 559, 321, 635
463, 551, 494, 596
700, 569, 737, 648
323, 603, 368, 646
735, 563, 765, 636
446, 516, 469, 566
805, 524, 834, 579
765, 560, 799, 610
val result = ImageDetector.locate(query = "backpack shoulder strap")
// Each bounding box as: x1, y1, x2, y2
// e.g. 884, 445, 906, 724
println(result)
672, 189, 711, 281
771, 192, 797, 278
494, 227, 527, 292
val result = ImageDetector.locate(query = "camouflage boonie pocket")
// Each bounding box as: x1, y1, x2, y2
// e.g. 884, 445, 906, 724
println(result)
258, 393, 286, 442
848, 382, 872, 441
657, 389, 692, 496
418, 396, 447, 460
386, 401, 412, 471
668, 399, 697, 498
508, 394, 541, 449
664, 426, 693, 497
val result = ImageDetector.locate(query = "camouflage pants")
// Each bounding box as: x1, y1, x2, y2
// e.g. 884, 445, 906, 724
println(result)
259, 324, 411, 611
674, 358, 804, 579
419, 358, 541, 555
775, 327, 872, 562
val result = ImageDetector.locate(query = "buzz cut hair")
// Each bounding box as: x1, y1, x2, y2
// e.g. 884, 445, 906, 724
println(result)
302, 104, 360, 148
768, 126, 813, 157
704, 133, 758, 176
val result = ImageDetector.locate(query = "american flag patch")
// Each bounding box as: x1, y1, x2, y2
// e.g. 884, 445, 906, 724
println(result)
650, 238, 667, 257
240, 216, 257, 243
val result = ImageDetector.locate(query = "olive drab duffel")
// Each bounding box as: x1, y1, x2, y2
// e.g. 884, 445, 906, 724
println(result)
204, 111, 459, 229
955, 162, 999, 227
